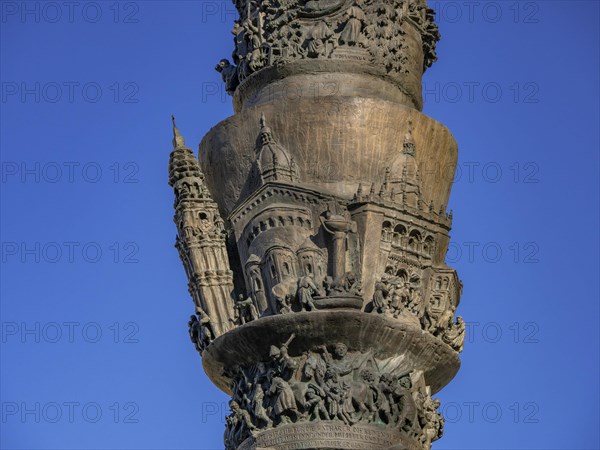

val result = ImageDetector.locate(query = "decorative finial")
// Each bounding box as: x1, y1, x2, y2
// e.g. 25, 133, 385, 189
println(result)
403, 119, 416, 156
257, 113, 274, 147
172, 115, 186, 149
382, 167, 390, 192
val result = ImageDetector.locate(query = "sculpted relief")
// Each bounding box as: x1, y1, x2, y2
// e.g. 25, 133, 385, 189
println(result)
175, 114, 464, 356
170, 2, 464, 448
224, 336, 444, 450
219, 0, 440, 93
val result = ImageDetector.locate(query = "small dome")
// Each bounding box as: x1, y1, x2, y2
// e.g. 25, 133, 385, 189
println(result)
258, 135, 294, 169
389, 152, 419, 182
257, 118, 293, 168
255, 114, 299, 183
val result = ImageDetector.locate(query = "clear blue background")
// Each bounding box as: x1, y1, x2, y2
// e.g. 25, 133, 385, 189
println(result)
1, 1, 598, 449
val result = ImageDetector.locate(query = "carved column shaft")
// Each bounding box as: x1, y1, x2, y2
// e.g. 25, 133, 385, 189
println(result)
170, 1, 464, 449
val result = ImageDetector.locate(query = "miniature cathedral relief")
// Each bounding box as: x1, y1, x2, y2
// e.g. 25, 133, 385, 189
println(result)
170, 113, 464, 354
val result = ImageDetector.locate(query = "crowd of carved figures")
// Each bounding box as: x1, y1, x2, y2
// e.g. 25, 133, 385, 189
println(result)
217, 0, 441, 94
369, 274, 465, 353
188, 266, 463, 356
223, 336, 444, 449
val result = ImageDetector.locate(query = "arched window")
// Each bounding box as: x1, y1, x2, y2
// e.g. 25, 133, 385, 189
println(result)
306, 263, 313, 275
270, 265, 277, 279
394, 224, 407, 235
424, 236, 435, 255
283, 262, 290, 275
382, 221, 392, 241
268, 218, 275, 228
408, 230, 422, 250
396, 269, 408, 281
393, 224, 407, 246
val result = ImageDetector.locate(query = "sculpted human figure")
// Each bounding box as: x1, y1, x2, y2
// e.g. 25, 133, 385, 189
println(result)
419, 396, 444, 447
389, 283, 403, 318
334, 271, 362, 295
376, 373, 395, 424
252, 384, 273, 428
303, 351, 327, 387
408, 287, 424, 317
269, 334, 298, 379
350, 368, 378, 422
197, 307, 215, 350
390, 374, 417, 429
422, 297, 443, 332
319, 343, 354, 379
305, 21, 334, 57
188, 314, 202, 353
276, 293, 293, 314
236, 294, 259, 324
399, 282, 411, 308
270, 376, 299, 424
304, 383, 330, 421
188, 308, 215, 353
321, 343, 375, 389
433, 306, 456, 337
339, 6, 366, 46
372, 276, 390, 313
442, 316, 466, 352
232, 20, 248, 63
323, 369, 354, 425
243, 15, 266, 73
215, 59, 239, 95
298, 275, 319, 311
229, 400, 257, 446
322, 276, 334, 296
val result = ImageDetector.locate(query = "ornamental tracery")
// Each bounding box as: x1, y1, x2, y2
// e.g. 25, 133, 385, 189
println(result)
219, 0, 441, 96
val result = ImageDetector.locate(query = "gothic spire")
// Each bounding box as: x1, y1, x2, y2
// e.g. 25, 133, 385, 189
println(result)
172, 115, 186, 149
168, 116, 204, 188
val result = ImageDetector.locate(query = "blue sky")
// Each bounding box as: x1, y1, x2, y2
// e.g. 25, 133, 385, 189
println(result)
1, 1, 598, 449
